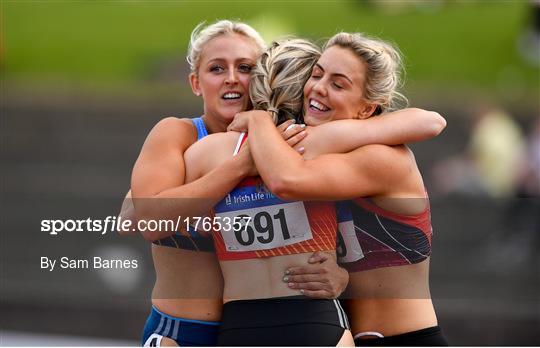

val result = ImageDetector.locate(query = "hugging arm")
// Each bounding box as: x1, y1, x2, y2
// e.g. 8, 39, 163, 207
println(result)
308, 108, 446, 154
245, 111, 408, 200
284, 251, 349, 299
228, 108, 445, 156
130, 118, 252, 241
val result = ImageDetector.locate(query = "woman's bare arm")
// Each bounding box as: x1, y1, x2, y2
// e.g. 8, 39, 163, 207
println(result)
301, 108, 446, 156
228, 108, 445, 158
245, 111, 412, 200
130, 118, 252, 241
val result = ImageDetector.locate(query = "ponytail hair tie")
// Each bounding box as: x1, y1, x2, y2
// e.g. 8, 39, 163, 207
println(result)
267, 107, 279, 116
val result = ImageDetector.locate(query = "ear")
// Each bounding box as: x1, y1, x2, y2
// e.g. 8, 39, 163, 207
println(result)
189, 72, 201, 96
357, 103, 377, 119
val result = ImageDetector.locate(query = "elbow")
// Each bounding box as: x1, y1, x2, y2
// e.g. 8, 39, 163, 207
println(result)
266, 175, 299, 201
421, 109, 446, 137
432, 111, 447, 136
140, 230, 164, 242
136, 214, 169, 242
133, 211, 154, 241
132, 207, 165, 242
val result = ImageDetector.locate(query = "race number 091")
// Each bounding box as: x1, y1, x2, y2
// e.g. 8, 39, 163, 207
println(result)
234, 209, 290, 246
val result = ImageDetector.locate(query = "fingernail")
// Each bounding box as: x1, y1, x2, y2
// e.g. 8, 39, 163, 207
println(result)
288, 282, 295, 287
309, 257, 315, 262
300, 131, 306, 136
300, 124, 306, 128
283, 276, 289, 282
285, 269, 290, 275
290, 120, 296, 124
298, 147, 305, 154
300, 289, 305, 294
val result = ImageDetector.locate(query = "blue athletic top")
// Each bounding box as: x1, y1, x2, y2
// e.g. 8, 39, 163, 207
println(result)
192, 116, 208, 140
152, 117, 215, 252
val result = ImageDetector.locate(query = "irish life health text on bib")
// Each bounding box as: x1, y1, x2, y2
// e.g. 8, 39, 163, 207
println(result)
214, 185, 313, 252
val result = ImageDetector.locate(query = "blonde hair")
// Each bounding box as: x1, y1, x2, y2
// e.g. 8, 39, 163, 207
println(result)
249, 38, 321, 124
324, 32, 408, 115
187, 20, 267, 73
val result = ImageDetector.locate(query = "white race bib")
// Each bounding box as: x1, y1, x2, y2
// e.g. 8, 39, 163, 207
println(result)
215, 201, 312, 252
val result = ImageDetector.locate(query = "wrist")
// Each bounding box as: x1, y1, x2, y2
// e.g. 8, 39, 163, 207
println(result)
229, 151, 251, 178
248, 110, 272, 127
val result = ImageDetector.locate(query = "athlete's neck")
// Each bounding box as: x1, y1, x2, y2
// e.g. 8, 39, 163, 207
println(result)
201, 114, 228, 134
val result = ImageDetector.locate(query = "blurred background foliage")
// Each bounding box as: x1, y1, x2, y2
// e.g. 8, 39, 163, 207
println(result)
2, 0, 538, 107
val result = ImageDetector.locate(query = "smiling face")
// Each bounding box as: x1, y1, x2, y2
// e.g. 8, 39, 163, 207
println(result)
190, 33, 260, 124
303, 45, 376, 126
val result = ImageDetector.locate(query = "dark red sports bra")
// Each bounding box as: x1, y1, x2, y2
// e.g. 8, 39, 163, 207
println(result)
336, 197, 432, 272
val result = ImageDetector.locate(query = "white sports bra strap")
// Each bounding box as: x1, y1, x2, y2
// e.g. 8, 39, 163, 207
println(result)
233, 132, 246, 156
354, 331, 385, 339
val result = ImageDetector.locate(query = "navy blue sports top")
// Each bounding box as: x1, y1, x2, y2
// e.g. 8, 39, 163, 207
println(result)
152, 117, 215, 252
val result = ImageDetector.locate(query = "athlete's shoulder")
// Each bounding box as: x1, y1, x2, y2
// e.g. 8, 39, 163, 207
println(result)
364, 144, 417, 165
184, 131, 241, 180
187, 130, 240, 156
349, 144, 417, 179
351, 143, 409, 159
154, 116, 196, 134
145, 117, 197, 150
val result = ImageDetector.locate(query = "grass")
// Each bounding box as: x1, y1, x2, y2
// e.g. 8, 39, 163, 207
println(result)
1, 1, 538, 98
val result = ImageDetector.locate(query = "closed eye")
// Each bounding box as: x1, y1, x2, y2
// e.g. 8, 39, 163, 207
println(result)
238, 64, 253, 73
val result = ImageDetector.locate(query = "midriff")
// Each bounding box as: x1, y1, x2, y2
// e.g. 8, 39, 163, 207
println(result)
220, 252, 334, 302
344, 260, 437, 337
151, 244, 223, 321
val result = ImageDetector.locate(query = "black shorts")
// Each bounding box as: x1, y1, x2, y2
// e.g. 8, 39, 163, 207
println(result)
217, 295, 350, 346
354, 326, 448, 346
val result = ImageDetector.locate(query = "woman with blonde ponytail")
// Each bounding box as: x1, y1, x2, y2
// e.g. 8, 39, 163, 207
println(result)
228, 32, 448, 346
183, 34, 446, 345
